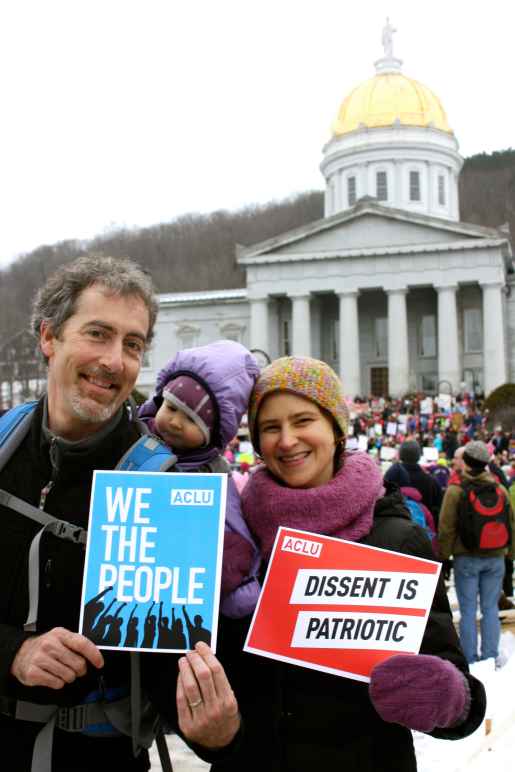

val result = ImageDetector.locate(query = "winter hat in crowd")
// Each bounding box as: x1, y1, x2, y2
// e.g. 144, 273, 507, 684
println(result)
399, 440, 422, 465
162, 374, 215, 445
463, 440, 490, 470
248, 356, 349, 452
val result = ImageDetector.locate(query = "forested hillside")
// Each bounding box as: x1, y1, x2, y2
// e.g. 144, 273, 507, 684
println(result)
1, 149, 514, 345
459, 149, 515, 235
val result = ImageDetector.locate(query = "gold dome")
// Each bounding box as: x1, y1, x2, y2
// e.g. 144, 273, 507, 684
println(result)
333, 72, 452, 136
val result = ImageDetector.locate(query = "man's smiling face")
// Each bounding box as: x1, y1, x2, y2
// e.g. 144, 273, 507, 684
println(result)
40, 284, 149, 440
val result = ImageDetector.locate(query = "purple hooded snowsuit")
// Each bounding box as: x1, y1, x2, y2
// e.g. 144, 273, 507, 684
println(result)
139, 340, 261, 618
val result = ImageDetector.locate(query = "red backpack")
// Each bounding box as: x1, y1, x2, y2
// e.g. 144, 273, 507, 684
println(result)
458, 480, 511, 552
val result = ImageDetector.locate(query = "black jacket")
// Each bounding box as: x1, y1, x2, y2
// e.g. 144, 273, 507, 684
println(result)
385, 462, 443, 523
213, 486, 486, 772
0, 399, 222, 771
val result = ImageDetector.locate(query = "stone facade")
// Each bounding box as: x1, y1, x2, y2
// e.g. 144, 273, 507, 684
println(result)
137, 290, 250, 395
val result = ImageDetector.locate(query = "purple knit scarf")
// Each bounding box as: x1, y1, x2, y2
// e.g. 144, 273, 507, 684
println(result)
241, 451, 384, 560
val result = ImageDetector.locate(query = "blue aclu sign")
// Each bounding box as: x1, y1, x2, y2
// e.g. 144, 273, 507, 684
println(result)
80, 471, 227, 653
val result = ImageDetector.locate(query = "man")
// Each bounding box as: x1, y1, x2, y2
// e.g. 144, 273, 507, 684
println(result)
439, 441, 515, 666
442, 429, 459, 462
448, 446, 465, 485
0, 256, 240, 771
448, 446, 514, 609
492, 427, 509, 455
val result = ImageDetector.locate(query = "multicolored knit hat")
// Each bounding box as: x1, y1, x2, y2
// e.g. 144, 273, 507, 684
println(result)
248, 356, 349, 452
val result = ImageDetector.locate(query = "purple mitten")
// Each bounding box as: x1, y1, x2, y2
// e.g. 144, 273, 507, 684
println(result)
369, 654, 471, 732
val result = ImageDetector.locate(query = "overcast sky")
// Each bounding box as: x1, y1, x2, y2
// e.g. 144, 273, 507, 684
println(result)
0, 0, 513, 268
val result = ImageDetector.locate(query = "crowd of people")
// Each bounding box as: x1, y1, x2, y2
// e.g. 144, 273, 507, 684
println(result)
228, 389, 515, 675
2, 252, 513, 771
227, 392, 513, 478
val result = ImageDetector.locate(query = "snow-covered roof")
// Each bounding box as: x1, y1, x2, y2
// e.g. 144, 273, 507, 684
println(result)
159, 288, 247, 305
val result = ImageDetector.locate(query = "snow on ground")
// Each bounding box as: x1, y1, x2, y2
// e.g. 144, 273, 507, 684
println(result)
149, 734, 209, 771
415, 630, 515, 772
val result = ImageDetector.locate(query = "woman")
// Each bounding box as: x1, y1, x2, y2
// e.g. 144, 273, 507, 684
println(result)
215, 357, 486, 772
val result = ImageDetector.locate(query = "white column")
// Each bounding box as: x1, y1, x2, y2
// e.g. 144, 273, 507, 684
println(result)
334, 170, 342, 212
482, 282, 507, 394
330, 178, 336, 216
452, 171, 460, 220
338, 291, 361, 397
396, 161, 404, 207
324, 185, 331, 217
290, 293, 311, 357
425, 161, 432, 215
387, 289, 409, 397
436, 284, 460, 394
249, 296, 269, 354
358, 163, 367, 199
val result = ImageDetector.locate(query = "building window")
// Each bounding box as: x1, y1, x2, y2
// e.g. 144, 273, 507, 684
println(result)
220, 323, 243, 342
374, 317, 387, 358
463, 368, 483, 395
282, 319, 291, 356
420, 373, 437, 394
464, 308, 482, 353
370, 367, 389, 397
410, 170, 421, 201
347, 176, 357, 206
376, 171, 388, 201
419, 315, 437, 357
438, 175, 446, 206
142, 347, 152, 369
177, 325, 199, 349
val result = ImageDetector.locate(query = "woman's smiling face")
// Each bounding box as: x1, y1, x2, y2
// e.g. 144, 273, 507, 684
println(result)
257, 392, 337, 489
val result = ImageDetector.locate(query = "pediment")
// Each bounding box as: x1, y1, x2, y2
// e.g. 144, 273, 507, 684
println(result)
238, 202, 503, 264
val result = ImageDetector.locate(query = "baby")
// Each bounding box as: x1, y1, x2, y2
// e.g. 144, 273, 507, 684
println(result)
138, 340, 261, 618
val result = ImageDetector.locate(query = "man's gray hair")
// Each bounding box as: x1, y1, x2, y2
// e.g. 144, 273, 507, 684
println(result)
31, 254, 159, 350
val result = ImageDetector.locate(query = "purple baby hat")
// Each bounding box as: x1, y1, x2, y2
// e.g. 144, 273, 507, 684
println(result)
162, 375, 215, 445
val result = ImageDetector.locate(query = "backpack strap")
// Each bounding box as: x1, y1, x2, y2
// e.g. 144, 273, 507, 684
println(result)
0, 490, 87, 632
156, 727, 174, 772
131, 653, 143, 758
116, 434, 177, 473
0, 489, 87, 539
0, 691, 161, 772
0, 401, 37, 472
128, 653, 174, 771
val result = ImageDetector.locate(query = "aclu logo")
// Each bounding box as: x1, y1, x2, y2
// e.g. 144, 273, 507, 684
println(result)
281, 535, 322, 559
171, 489, 214, 506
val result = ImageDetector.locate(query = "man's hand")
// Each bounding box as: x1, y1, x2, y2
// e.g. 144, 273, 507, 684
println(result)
177, 642, 240, 749
10, 627, 104, 690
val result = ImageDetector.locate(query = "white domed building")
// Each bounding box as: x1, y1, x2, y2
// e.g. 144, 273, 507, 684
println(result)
142, 28, 514, 399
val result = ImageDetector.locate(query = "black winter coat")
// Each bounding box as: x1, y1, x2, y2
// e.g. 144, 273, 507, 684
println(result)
385, 462, 443, 523
213, 487, 486, 772
0, 399, 223, 771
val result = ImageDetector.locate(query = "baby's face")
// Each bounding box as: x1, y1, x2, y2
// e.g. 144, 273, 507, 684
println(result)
155, 401, 205, 449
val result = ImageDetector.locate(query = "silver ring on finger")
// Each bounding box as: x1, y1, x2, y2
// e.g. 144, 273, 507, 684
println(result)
188, 698, 203, 709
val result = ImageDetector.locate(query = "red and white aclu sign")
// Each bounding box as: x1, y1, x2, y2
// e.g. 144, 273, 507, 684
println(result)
245, 527, 441, 682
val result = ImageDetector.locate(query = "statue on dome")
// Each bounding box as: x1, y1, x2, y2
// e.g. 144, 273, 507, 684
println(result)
381, 17, 396, 58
